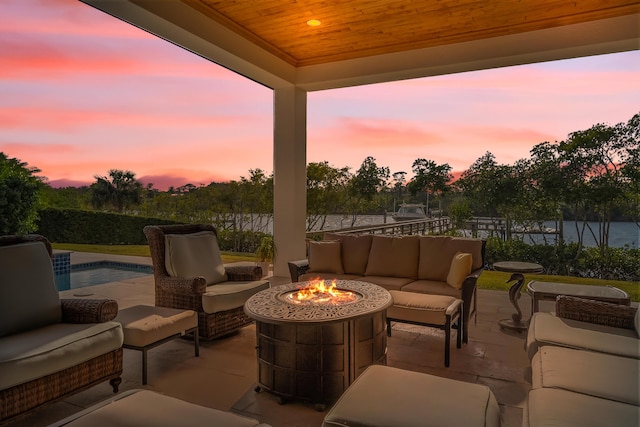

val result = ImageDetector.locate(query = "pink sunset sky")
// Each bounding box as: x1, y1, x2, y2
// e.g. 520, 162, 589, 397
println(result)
1, 0, 639, 191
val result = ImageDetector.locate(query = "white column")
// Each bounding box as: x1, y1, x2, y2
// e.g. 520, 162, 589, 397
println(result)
272, 86, 307, 278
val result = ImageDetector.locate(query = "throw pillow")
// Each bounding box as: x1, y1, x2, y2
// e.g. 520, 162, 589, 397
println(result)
165, 231, 227, 285
446, 252, 473, 289
307, 240, 344, 274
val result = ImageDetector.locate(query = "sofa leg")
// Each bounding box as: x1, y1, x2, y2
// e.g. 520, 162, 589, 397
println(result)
109, 377, 122, 393
444, 315, 451, 367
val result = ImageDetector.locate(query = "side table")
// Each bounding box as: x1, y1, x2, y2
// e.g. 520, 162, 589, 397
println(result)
527, 280, 630, 313
493, 261, 543, 333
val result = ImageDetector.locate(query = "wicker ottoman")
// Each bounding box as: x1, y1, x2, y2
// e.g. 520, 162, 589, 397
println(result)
48, 389, 269, 427
386, 291, 463, 366
322, 365, 501, 427
115, 305, 198, 385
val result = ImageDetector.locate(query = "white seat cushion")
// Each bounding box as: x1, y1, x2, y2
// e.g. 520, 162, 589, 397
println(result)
48, 389, 267, 427
322, 365, 500, 427
531, 346, 640, 405
527, 312, 640, 360
115, 305, 197, 347
524, 388, 640, 427
202, 280, 270, 314
0, 321, 123, 390
387, 291, 460, 325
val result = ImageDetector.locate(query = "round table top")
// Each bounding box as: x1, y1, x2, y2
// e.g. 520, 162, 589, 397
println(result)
493, 261, 544, 274
244, 280, 392, 324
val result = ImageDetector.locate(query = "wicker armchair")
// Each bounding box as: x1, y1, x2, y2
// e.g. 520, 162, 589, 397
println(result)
0, 234, 123, 422
143, 224, 269, 340
526, 295, 639, 360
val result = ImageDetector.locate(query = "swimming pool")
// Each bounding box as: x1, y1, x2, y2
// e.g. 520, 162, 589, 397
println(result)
55, 261, 153, 291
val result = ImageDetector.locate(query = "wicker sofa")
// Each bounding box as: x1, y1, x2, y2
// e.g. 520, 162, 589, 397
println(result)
524, 296, 640, 426
288, 233, 485, 342
143, 224, 270, 340
0, 234, 123, 422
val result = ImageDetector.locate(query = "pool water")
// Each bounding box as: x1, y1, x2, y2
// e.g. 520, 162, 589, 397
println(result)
55, 262, 152, 291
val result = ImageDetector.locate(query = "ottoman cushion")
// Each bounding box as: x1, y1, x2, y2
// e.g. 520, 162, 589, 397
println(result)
322, 365, 501, 427
387, 291, 460, 325
116, 305, 197, 347
49, 389, 269, 427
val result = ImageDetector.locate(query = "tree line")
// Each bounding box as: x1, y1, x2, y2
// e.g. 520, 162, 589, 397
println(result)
1, 112, 638, 254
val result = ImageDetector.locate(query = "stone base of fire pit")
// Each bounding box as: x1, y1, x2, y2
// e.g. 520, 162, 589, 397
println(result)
244, 281, 392, 409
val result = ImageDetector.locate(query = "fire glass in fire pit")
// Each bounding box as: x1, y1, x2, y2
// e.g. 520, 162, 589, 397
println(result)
281, 278, 361, 305
244, 280, 392, 408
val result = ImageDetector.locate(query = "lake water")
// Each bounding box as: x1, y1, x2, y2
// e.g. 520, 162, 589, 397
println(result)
242, 215, 639, 249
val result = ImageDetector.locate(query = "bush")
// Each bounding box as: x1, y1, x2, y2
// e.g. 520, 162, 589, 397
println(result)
485, 237, 640, 281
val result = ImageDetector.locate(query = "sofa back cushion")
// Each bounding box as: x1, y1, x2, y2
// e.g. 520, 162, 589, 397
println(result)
165, 231, 228, 285
364, 235, 419, 279
307, 240, 344, 275
419, 236, 484, 282
0, 241, 62, 337
324, 233, 372, 275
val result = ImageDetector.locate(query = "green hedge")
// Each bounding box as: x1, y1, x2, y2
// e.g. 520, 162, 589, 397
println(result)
36, 208, 179, 245
35, 208, 267, 252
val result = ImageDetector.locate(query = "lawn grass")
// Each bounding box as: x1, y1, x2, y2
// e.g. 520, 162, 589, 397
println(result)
53, 243, 639, 302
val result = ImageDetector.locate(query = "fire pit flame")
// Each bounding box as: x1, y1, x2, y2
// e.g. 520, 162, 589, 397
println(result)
287, 279, 359, 305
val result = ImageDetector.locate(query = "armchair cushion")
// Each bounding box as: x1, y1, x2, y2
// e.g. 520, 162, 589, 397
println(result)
526, 312, 640, 360
307, 240, 344, 275
446, 252, 473, 290
0, 241, 61, 337
0, 321, 123, 390
165, 231, 228, 285
202, 280, 270, 314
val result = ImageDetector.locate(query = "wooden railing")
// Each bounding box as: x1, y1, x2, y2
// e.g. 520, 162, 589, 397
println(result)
306, 217, 453, 239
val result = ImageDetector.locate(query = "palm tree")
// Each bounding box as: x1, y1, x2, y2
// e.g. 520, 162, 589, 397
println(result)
91, 169, 142, 213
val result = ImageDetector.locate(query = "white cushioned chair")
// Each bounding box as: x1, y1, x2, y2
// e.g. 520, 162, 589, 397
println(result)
0, 234, 123, 422
143, 224, 270, 340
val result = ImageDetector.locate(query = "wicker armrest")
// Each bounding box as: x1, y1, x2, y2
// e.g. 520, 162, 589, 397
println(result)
61, 299, 119, 323
288, 259, 309, 282
556, 295, 637, 330
156, 274, 207, 295
225, 264, 263, 281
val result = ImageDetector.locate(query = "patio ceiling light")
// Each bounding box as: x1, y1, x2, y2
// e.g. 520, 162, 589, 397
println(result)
306, 19, 321, 27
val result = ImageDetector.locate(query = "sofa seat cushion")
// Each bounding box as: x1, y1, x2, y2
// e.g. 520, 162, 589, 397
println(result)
50, 389, 268, 427
299, 273, 362, 282
524, 388, 640, 427
324, 233, 373, 275
0, 321, 123, 390
0, 241, 62, 337
358, 276, 414, 292
365, 235, 419, 279
322, 365, 500, 427
526, 312, 640, 360
400, 280, 462, 299
532, 346, 640, 405
202, 280, 269, 314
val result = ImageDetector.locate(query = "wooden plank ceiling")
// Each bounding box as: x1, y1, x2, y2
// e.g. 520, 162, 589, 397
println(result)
182, 0, 639, 67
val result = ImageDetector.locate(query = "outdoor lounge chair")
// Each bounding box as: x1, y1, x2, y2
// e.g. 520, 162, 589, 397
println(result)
0, 234, 123, 422
143, 224, 269, 340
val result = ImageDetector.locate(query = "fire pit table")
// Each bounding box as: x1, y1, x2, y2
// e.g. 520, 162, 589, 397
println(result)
244, 280, 392, 409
